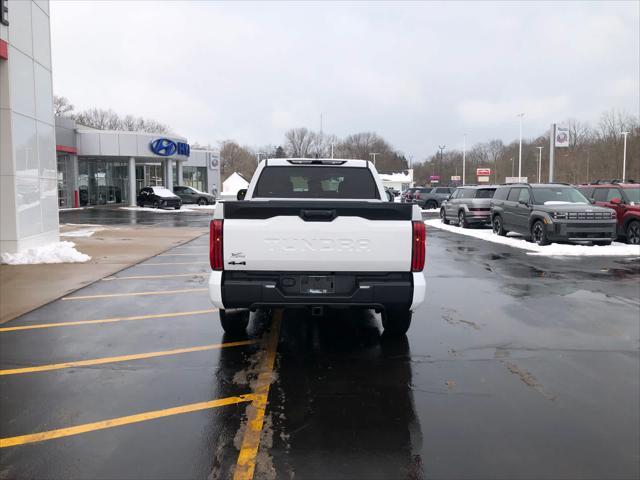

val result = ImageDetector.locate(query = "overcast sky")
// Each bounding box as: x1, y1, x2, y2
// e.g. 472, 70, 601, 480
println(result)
50, 1, 639, 159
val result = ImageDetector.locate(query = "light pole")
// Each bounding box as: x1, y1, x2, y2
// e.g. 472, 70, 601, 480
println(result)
511, 157, 514, 178
536, 147, 543, 183
369, 152, 379, 165
462, 134, 466, 185
621, 131, 629, 181
438, 145, 446, 180
517, 113, 525, 180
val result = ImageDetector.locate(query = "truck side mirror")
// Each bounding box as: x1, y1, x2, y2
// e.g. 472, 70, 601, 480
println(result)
237, 189, 247, 201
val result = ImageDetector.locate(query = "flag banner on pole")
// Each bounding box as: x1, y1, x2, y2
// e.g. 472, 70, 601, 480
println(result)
555, 126, 570, 148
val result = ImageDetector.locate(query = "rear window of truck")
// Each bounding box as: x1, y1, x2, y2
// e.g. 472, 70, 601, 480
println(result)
253, 166, 380, 199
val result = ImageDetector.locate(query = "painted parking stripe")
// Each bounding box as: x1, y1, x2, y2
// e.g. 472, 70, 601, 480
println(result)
143, 261, 209, 266
62, 287, 207, 301
0, 340, 255, 376
102, 273, 208, 281
0, 394, 255, 448
0, 309, 217, 333
234, 310, 282, 480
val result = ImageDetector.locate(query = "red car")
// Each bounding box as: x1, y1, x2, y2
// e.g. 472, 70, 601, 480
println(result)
578, 182, 640, 244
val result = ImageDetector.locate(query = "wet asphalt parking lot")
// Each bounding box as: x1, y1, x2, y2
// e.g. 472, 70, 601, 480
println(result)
1, 209, 639, 479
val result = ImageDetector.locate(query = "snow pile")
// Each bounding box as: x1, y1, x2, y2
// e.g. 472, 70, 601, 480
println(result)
121, 206, 184, 213
121, 205, 216, 213
425, 219, 640, 257
422, 208, 440, 213
1, 241, 91, 265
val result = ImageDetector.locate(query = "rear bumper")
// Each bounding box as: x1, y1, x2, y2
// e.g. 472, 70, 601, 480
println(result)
209, 271, 426, 311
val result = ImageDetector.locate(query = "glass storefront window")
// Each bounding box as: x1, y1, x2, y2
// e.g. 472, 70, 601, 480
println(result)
182, 166, 207, 192
78, 158, 129, 206
57, 154, 73, 208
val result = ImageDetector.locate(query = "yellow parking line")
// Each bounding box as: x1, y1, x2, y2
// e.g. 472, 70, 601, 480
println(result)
0, 339, 255, 376
143, 261, 209, 266
0, 394, 255, 448
234, 310, 282, 480
62, 288, 207, 301
0, 309, 217, 333
102, 273, 208, 281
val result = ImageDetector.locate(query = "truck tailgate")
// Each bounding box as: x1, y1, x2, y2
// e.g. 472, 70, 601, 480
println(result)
222, 201, 415, 272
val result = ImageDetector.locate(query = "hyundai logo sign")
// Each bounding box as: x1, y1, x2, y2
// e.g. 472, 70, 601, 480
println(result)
150, 138, 190, 157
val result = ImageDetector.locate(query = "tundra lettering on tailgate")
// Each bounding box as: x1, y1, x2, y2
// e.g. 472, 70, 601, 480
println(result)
264, 237, 371, 253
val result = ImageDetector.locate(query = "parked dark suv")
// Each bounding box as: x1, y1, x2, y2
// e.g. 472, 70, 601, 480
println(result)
490, 184, 617, 246
577, 181, 640, 244
414, 187, 454, 209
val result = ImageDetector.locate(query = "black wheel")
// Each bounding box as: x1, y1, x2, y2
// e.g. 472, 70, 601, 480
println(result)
174, 205, 181, 210
198, 197, 207, 206
219, 309, 249, 335
626, 220, 640, 245
381, 308, 412, 336
593, 240, 612, 246
440, 208, 450, 224
425, 200, 438, 210
492, 215, 506, 236
137, 202, 143, 207
458, 210, 468, 228
153, 200, 160, 209
531, 220, 550, 246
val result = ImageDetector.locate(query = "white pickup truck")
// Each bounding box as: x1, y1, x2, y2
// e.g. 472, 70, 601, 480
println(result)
208, 158, 426, 335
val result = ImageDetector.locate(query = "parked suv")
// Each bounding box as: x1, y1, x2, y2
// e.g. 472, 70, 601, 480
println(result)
173, 185, 216, 205
414, 187, 454, 209
577, 181, 640, 244
440, 185, 496, 227
490, 184, 617, 246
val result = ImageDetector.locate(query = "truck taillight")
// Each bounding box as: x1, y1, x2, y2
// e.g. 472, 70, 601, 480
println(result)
210, 219, 223, 271
411, 221, 426, 272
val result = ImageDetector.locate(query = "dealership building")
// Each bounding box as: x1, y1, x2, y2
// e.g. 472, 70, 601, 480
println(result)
1, 0, 220, 254
54, 117, 221, 209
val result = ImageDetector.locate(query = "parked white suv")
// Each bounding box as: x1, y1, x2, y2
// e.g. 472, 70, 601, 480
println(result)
208, 159, 426, 335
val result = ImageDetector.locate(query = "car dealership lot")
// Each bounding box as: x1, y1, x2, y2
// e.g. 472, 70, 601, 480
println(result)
1, 215, 639, 479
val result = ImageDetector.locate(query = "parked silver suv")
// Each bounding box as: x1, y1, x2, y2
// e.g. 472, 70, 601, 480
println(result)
440, 185, 497, 227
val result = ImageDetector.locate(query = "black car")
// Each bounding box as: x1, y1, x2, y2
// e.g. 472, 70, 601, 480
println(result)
173, 186, 216, 205
137, 186, 182, 209
490, 183, 616, 246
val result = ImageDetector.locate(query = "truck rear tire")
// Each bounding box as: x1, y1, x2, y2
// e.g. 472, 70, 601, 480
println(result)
381, 308, 412, 336
219, 308, 249, 335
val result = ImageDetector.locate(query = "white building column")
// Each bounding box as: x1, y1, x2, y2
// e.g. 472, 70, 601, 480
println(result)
165, 159, 174, 190
128, 157, 137, 206
176, 161, 183, 186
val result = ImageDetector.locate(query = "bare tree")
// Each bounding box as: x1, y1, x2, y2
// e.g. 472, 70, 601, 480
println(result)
219, 140, 257, 181
53, 95, 74, 117
285, 128, 317, 157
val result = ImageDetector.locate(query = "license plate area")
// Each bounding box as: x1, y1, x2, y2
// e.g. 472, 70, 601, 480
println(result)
300, 275, 335, 295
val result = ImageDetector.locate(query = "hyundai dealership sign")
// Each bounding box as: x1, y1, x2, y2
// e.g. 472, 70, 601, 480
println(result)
150, 138, 190, 157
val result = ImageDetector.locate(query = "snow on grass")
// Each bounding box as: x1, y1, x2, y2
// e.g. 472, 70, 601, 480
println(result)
1, 241, 91, 265
60, 227, 105, 238
183, 204, 216, 210
422, 208, 440, 213
425, 219, 640, 257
